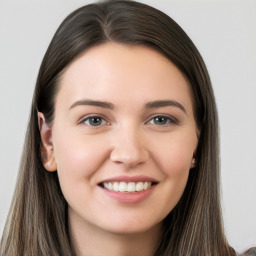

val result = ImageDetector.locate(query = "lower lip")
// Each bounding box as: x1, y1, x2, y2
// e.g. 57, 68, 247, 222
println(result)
99, 186, 156, 204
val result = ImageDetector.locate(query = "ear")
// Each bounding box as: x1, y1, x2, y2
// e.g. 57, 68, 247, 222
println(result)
38, 112, 57, 172
190, 126, 200, 169
190, 157, 196, 169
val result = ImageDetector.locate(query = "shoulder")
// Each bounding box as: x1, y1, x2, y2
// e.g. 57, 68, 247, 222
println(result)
242, 248, 256, 256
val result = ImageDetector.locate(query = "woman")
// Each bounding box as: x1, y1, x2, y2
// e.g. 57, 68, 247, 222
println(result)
0, 0, 254, 255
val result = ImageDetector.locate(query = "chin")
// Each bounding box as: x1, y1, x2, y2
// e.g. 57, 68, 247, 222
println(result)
101, 218, 163, 236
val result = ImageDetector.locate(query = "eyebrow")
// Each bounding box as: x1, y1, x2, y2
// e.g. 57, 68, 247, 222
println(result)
145, 100, 187, 114
69, 98, 187, 114
69, 99, 115, 110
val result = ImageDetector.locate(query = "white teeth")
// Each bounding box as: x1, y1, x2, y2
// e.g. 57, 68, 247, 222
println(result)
113, 182, 119, 192
102, 181, 153, 193
108, 182, 112, 190
119, 182, 127, 192
136, 182, 144, 192
144, 181, 149, 190
127, 182, 135, 192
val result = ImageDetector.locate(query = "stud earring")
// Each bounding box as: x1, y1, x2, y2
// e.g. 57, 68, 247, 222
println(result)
191, 158, 196, 168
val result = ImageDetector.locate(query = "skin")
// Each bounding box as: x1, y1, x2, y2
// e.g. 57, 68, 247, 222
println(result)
39, 43, 199, 256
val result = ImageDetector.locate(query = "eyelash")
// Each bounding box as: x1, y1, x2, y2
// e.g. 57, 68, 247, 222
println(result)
146, 114, 179, 126
79, 115, 110, 127
79, 114, 179, 128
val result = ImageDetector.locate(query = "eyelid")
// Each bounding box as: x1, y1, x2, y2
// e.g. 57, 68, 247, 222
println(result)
145, 114, 180, 125
78, 114, 110, 126
77, 113, 180, 127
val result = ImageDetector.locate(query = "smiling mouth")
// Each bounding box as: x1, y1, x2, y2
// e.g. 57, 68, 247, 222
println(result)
99, 181, 157, 193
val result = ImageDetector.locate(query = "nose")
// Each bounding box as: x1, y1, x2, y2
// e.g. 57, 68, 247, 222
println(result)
110, 126, 149, 168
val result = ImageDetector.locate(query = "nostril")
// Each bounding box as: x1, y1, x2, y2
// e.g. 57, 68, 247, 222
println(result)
110, 149, 149, 168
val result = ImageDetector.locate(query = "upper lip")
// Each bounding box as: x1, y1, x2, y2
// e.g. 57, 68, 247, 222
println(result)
98, 175, 159, 184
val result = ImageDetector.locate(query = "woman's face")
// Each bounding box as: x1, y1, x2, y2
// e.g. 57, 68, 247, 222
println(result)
45, 43, 198, 235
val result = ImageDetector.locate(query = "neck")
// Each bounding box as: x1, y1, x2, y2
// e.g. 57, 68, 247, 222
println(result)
69, 211, 162, 256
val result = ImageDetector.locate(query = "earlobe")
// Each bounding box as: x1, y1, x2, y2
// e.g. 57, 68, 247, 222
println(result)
191, 157, 196, 169
191, 127, 200, 169
38, 112, 57, 172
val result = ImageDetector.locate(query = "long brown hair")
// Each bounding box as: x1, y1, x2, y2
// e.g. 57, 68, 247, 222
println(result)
0, 1, 236, 255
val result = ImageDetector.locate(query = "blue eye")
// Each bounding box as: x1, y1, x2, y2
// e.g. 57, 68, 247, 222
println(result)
83, 116, 108, 127
148, 116, 176, 125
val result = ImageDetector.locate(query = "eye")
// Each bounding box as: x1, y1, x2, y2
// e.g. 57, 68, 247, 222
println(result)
147, 115, 178, 126
82, 116, 109, 127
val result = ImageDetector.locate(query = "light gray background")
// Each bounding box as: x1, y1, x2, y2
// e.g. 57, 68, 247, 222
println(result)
0, 0, 255, 253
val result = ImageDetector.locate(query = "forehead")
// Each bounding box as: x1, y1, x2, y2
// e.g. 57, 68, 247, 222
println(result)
56, 43, 193, 113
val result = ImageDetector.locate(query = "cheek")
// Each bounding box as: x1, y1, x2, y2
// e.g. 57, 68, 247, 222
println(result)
52, 131, 110, 210
157, 150, 190, 215
156, 134, 195, 176
152, 133, 196, 211
161, 145, 191, 192
53, 131, 108, 184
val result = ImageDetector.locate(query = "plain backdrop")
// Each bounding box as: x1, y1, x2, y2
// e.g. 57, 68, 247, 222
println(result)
0, 0, 255, 253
